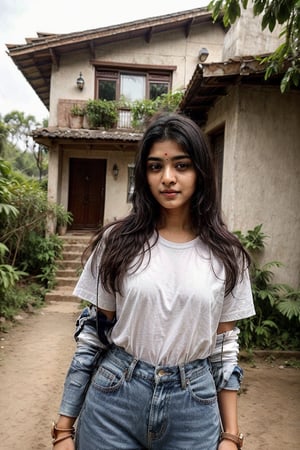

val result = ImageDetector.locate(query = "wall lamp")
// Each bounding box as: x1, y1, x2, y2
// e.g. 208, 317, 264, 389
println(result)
112, 164, 119, 179
198, 48, 209, 63
76, 72, 85, 90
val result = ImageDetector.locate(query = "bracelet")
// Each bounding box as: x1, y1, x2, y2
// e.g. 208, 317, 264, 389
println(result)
54, 425, 75, 433
52, 433, 74, 446
220, 432, 244, 449
51, 421, 75, 440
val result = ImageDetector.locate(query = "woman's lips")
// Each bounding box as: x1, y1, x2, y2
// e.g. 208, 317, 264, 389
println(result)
160, 190, 179, 198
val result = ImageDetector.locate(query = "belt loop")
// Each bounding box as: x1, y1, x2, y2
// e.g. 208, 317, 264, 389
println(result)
179, 364, 187, 390
125, 357, 138, 382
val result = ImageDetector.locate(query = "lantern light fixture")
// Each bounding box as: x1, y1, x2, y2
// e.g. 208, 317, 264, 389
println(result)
198, 48, 209, 63
76, 72, 85, 90
112, 164, 119, 179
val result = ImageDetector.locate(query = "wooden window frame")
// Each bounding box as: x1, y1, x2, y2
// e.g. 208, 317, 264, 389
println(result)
94, 63, 174, 101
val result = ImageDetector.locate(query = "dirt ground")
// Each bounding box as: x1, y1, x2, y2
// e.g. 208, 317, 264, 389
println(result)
0, 301, 299, 450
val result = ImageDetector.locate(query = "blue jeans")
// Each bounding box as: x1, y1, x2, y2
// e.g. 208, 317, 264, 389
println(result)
76, 345, 221, 450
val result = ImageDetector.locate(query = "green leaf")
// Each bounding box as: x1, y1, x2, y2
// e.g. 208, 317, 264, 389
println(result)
277, 297, 300, 320
277, 1, 293, 24
228, 0, 241, 23
253, 0, 265, 16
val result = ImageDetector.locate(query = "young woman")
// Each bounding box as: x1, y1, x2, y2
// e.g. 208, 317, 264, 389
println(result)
51, 113, 255, 450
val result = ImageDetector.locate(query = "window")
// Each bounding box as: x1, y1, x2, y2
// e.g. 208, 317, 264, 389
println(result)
99, 79, 116, 101
96, 68, 171, 102
149, 82, 168, 99
120, 74, 145, 101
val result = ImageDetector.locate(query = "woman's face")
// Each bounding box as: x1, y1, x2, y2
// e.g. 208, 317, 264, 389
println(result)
146, 139, 197, 213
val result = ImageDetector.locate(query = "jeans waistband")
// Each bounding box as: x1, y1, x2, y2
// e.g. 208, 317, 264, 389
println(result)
105, 345, 210, 390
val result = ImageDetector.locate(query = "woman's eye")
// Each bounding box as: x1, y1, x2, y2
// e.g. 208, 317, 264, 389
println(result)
176, 162, 191, 170
147, 163, 162, 171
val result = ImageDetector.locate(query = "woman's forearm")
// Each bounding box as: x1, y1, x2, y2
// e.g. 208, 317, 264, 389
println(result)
218, 389, 239, 434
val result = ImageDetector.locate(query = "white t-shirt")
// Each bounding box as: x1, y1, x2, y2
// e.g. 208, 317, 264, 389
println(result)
73, 235, 255, 366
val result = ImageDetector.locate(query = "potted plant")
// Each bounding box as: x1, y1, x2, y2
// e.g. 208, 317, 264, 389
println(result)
85, 99, 118, 129
55, 204, 73, 235
69, 104, 85, 129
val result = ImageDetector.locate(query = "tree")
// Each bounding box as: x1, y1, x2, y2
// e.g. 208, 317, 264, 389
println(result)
208, 0, 300, 92
0, 119, 10, 157
3, 111, 48, 180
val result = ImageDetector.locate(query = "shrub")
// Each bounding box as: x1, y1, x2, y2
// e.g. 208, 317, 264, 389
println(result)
86, 99, 118, 129
235, 225, 300, 350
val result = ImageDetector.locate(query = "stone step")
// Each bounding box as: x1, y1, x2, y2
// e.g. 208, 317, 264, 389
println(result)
56, 268, 79, 278
45, 288, 81, 303
62, 243, 86, 253
47, 232, 92, 302
57, 260, 82, 270
55, 277, 78, 287
59, 233, 92, 245
62, 251, 82, 261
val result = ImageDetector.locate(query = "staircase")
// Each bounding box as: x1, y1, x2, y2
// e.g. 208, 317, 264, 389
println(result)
45, 232, 93, 302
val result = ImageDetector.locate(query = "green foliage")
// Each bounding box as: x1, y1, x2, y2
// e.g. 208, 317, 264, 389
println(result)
0, 159, 64, 322
0, 282, 46, 324
86, 99, 118, 129
0, 262, 27, 290
70, 104, 86, 116
131, 90, 184, 129
208, 0, 300, 92
1, 111, 48, 179
18, 232, 63, 289
54, 203, 74, 227
235, 225, 300, 350
234, 223, 267, 251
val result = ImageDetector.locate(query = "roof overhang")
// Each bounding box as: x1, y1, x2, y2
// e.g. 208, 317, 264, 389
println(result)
6, 7, 217, 110
32, 127, 143, 147
180, 57, 298, 126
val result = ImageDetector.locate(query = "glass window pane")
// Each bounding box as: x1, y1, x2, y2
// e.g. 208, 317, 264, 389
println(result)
150, 82, 168, 100
121, 74, 145, 101
99, 80, 116, 100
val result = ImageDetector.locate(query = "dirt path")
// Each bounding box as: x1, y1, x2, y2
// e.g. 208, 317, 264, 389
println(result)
0, 301, 299, 450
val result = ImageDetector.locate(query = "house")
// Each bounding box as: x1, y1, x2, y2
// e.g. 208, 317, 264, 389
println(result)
6, 7, 225, 231
6, 6, 300, 287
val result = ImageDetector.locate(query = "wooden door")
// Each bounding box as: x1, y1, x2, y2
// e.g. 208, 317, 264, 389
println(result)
68, 158, 106, 229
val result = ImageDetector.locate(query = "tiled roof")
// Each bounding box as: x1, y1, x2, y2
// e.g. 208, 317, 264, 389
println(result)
32, 127, 143, 143
6, 7, 214, 109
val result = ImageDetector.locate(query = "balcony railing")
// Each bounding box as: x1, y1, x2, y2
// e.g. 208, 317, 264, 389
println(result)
117, 108, 133, 129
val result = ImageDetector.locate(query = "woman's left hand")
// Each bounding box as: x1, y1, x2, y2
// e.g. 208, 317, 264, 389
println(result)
218, 438, 238, 450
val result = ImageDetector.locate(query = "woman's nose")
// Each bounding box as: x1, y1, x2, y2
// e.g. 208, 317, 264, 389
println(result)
162, 166, 176, 185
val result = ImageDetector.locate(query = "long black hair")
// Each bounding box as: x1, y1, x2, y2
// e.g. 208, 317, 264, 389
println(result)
85, 112, 250, 296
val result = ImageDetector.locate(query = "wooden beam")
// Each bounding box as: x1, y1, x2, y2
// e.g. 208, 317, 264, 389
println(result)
145, 27, 153, 43
184, 18, 194, 38
49, 48, 59, 69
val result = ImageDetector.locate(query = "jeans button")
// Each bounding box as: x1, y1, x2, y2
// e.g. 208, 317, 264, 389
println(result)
157, 369, 167, 377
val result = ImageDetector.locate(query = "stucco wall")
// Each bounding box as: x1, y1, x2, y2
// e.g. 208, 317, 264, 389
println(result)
49, 23, 225, 126
206, 86, 300, 287
223, 6, 284, 60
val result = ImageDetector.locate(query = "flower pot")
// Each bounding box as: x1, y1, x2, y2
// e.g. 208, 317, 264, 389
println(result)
69, 115, 84, 129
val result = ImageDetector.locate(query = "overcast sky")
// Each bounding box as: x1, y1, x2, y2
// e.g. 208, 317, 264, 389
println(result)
0, 0, 209, 122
